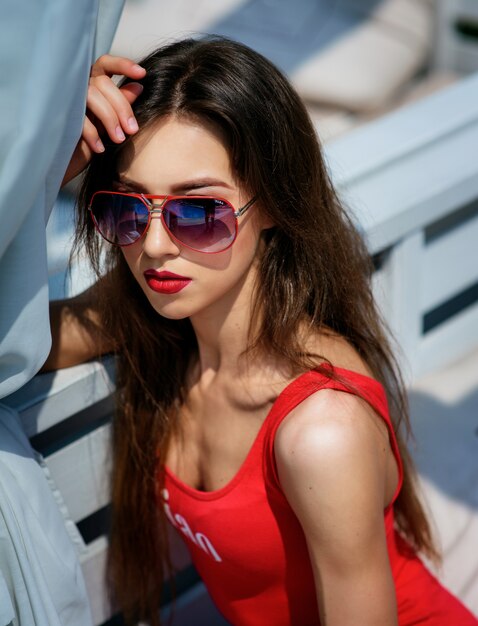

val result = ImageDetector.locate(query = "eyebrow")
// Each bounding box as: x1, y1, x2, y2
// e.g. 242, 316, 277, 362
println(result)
116, 176, 235, 194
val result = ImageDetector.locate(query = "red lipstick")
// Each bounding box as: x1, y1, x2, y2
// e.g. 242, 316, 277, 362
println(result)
144, 270, 192, 294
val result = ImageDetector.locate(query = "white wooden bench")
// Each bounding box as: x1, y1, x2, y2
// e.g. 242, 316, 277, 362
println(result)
4, 71, 478, 624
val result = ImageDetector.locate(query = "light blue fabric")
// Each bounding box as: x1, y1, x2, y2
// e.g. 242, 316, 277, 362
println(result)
0, 0, 125, 623
0, 404, 92, 626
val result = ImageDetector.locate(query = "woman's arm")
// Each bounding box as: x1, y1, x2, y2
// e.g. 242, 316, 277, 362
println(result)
275, 389, 399, 626
42, 279, 115, 371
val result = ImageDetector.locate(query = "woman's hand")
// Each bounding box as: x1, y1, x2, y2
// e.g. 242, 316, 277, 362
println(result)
63, 54, 146, 185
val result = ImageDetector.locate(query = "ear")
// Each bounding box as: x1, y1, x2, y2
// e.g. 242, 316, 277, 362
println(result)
260, 213, 276, 230
261, 223, 276, 234
255, 202, 275, 230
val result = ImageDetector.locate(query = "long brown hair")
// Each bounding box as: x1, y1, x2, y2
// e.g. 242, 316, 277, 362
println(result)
75, 36, 438, 624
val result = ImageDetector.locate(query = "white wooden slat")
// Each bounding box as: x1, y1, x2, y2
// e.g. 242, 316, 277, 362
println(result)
45, 424, 111, 522
375, 231, 425, 382
5, 358, 115, 436
422, 213, 478, 311
416, 301, 478, 377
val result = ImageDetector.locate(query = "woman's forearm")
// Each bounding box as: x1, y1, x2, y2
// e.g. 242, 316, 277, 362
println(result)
42, 285, 114, 371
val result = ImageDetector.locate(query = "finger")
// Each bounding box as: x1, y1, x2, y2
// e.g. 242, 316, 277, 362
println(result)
120, 81, 144, 105
118, 83, 144, 132
89, 76, 143, 135
91, 54, 146, 80
81, 116, 106, 154
86, 83, 126, 143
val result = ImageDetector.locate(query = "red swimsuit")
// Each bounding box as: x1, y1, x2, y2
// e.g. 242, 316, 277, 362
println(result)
162, 367, 478, 625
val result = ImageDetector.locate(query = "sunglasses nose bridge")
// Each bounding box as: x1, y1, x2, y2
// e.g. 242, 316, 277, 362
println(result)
138, 199, 180, 255
143, 194, 167, 208
150, 207, 164, 217
140, 195, 168, 219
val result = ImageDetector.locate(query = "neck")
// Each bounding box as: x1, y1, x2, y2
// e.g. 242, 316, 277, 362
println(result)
189, 261, 260, 381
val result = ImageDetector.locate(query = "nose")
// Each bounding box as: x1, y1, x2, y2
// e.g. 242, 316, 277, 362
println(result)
141, 213, 181, 259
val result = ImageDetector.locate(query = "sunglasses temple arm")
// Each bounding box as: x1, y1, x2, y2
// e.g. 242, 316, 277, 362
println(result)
235, 196, 257, 217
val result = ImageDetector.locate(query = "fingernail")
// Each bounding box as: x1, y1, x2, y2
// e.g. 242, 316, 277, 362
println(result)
115, 126, 126, 141
128, 117, 139, 132
133, 64, 145, 72
96, 139, 105, 152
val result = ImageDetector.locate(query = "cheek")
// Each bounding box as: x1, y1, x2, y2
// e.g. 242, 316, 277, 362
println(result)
204, 229, 264, 291
217, 220, 261, 263
121, 244, 142, 273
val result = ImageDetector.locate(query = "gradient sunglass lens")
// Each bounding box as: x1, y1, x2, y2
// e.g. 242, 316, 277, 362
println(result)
164, 198, 236, 253
91, 193, 149, 245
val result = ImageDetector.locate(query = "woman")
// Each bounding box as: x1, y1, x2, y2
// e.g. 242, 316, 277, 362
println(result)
48, 37, 478, 626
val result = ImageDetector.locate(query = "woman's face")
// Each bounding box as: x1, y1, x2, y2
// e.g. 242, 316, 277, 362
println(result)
117, 115, 268, 321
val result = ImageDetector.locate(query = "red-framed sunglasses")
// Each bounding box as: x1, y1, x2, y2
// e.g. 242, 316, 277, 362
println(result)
88, 191, 257, 254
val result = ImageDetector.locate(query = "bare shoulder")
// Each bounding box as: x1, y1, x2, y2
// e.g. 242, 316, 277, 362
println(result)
274, 326, 400, 517
275, 388, 388, 477
274, 388, 392, 527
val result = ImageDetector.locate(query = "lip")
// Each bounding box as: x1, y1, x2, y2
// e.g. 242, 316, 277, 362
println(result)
143, 269, 192, 294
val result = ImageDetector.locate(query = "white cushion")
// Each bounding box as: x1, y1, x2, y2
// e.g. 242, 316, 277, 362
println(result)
292, 0, 435, 112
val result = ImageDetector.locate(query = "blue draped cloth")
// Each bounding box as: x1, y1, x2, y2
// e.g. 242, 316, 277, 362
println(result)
0, 1, 124, 623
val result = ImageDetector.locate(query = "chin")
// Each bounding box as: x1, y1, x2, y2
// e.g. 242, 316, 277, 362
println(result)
146, 301, 191, 321
143, 293, 199, 321
155, 309, 191, 321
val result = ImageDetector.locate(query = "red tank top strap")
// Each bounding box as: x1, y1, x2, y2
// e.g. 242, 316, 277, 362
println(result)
263, 366, 404, 508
